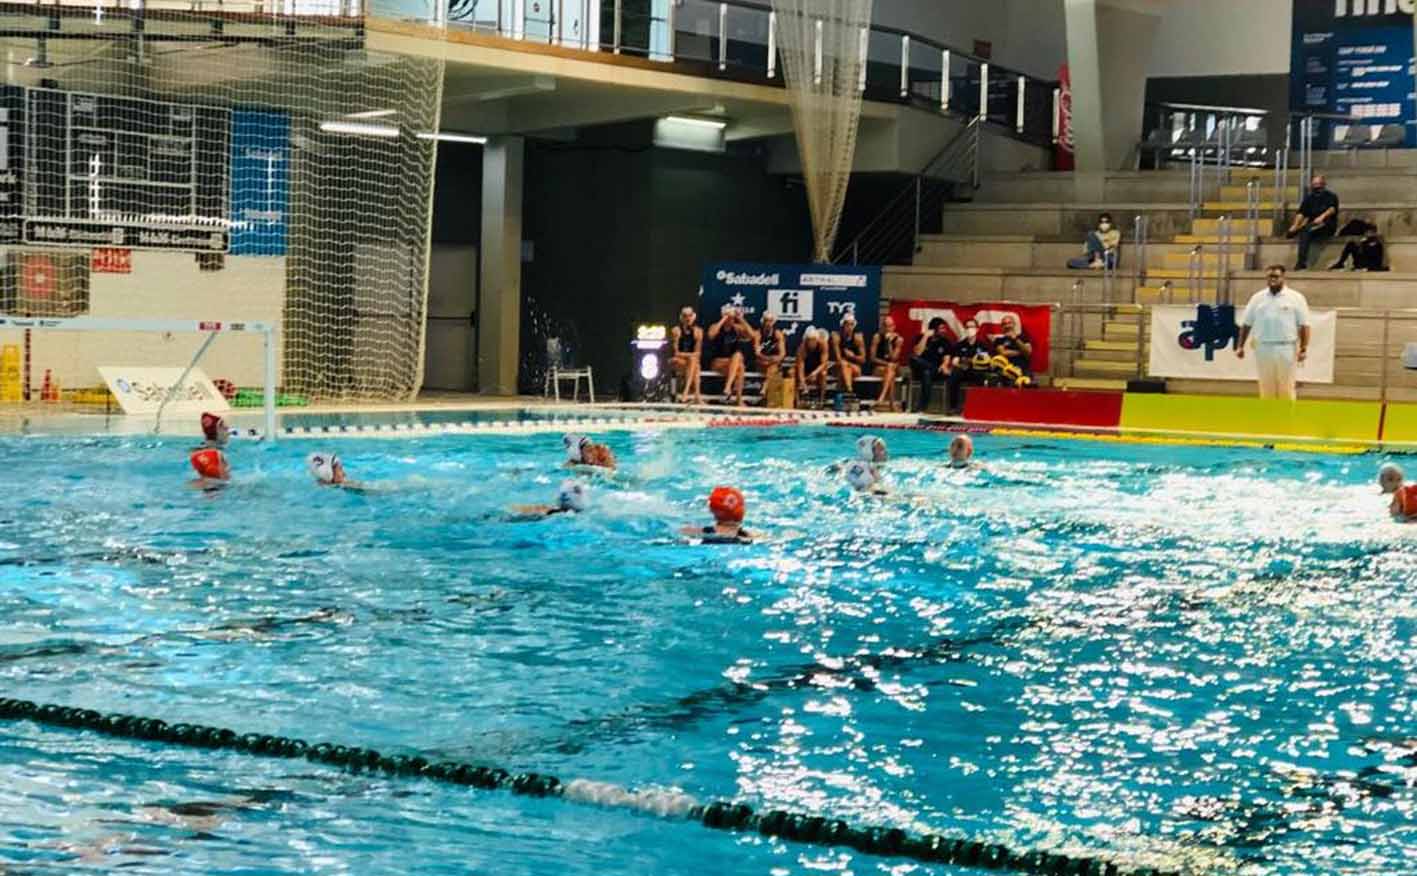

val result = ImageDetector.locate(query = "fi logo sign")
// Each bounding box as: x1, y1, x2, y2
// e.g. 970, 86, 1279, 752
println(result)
767, 289, 814, 322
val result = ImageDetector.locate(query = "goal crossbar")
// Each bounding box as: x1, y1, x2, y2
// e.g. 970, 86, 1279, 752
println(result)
0, 316, 278, 439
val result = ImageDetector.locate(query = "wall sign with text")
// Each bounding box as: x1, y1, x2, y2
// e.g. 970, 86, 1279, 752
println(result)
1291, 0, 1416, 147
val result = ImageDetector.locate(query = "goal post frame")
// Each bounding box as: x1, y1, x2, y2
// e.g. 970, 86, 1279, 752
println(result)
0, 316, 278, 439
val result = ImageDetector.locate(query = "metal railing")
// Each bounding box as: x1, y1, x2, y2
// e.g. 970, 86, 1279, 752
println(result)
1132, 214, 1149, 298
833, 115, 981, 266
385, 0, 1059, 147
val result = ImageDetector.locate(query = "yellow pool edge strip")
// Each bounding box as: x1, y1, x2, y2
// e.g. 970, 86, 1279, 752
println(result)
1119, 394, 1384, 443
988, 426, 1372, 455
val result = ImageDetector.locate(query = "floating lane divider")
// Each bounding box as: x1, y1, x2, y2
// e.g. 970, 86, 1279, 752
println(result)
0, 697, 1175, 876
278, 409, 875, 439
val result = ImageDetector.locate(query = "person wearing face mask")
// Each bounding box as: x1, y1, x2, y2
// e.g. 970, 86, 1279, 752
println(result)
1287, 175, 1339, 270
1067, 213, 1121, 270
945, 318, 991, 414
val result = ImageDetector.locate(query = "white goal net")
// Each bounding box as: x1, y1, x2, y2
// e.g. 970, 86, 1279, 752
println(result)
0, 3, 445, 406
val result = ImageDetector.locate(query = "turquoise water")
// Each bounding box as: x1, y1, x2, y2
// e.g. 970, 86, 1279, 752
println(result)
0, 426, 1413, 876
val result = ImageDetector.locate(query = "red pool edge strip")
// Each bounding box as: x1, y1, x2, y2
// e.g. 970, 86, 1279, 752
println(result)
962, 388, 1124, 429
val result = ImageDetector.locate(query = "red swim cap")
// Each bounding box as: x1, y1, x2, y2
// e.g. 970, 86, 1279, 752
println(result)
190, 448, 228, 480
708, 486, 745, 523
200, 412, 225, 441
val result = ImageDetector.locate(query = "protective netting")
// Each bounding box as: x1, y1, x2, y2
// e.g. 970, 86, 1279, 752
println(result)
0, 4, 444, 409
772, 0, 872, 263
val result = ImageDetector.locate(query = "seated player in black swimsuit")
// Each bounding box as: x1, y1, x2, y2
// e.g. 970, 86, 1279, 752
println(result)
755, 313, 787, 377
832, 314, 867, 397
707, 305, 756, 406
795, 328, 832, 406
866, 316, 903, 411
670, 306, 705, 405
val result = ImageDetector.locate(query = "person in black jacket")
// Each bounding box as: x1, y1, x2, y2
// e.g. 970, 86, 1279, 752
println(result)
1329, 222, 1387, 271
1287, 175, 1339, 270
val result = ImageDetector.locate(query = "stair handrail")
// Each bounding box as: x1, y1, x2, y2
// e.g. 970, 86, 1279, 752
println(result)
1244, 181, 1260, 271
1188, 145, 1202, 220
1218, 214, 1232, 306
831, 115, 982, 265
1132, 214, 1148, 295
1272, 146, 1289, 224
1187, 243, 1203, 304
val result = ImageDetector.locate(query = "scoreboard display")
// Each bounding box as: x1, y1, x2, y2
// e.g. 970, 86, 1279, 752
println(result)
0, 85, 255, 253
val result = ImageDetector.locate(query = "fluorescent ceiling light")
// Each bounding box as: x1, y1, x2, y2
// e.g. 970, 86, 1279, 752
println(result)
346, 109, 397, 119
416, 131, 488, 144
663, 115, 727, 130
319, 121, 400, 138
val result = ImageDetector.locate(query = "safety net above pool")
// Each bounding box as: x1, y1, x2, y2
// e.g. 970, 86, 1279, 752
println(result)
0, 425, 1412, 876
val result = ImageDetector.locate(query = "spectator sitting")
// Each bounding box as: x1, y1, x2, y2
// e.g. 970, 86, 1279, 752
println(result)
867, 315, 903, 411
832, 314, 867, 397
909, 317, 954, 413
991, 314, 1034, 374
707, 304, 755, 406
945, 318, 992, 414
1287, 174, 1338, 270
1067, 212, 1121, 270
670, 306, 705, 405
755, 313, 786, 376
1329, 222, 1387, 272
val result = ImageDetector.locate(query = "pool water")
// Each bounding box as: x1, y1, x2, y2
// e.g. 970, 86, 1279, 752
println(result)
0, 426, 1414, 876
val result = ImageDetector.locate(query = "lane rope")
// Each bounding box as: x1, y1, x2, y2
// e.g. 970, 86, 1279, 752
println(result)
0, 697, 1178, 876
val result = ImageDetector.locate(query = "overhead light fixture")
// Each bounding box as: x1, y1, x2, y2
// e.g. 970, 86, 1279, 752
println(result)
346, 109, 397, 119
415, 131, 488, 144
318, 121, 400, 138
663, 115, 727, 130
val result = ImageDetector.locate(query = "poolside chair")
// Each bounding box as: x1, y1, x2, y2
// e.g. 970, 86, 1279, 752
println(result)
543, 337, 594, 403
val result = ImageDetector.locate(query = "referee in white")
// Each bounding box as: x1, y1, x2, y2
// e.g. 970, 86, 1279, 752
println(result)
1235, 265, 1311, 400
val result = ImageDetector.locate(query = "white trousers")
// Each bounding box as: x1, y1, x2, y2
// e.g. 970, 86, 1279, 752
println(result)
1255, 343, 1297, 400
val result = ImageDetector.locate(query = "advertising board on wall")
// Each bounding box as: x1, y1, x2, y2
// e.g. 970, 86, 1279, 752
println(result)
699, 263, 881, 355
1291, 0, 1416, 147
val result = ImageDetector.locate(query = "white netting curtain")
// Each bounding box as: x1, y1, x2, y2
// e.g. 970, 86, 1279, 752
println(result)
772, 0, 873, 263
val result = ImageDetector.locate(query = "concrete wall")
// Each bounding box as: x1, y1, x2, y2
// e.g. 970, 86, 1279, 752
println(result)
1147, 0, 1292, 79
0, 252, 285, 393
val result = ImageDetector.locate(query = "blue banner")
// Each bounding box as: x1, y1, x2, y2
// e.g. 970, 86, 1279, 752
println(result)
698, 262, 882, 356
229, 110, 289, 256
1291, 0, 1415, 147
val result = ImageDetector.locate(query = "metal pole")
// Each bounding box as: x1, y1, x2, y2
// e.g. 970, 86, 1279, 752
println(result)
766, 11, 775, 78
1052, 87, 1060, 143
1016, 75, 1025, 134
857, 25, 868, 92
972, 116, 981, 189
900, 35, 909, 98
1188, 245, 1202, 304
813, 19, 822, 86
1134, 303, 1146, 380
666, 0, 676, 60
264, 326, 277, 441
717, 2, 727, 71
1380, 312, 1391, 404
612, 0, 621, 53
942, 50, 950, 111
979, 62, 989, 121
1219, 215, 1231, 306
913, 176, 922, 253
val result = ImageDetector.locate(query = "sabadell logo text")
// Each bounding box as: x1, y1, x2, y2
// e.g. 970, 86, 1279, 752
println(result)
716, 270, 780, 286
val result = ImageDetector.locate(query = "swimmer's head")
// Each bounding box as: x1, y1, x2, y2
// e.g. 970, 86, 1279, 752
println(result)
190, 448, 229, 481
708, 485, 745, 523
306, 452, 343, 485
1379, 462, 1405, 494
563, 433, 589, 463
856, 435, 887, 463
200, 412, 228, 444
948, 434, 974, 467
558, 479, 590, 512
845, 460, 878, 493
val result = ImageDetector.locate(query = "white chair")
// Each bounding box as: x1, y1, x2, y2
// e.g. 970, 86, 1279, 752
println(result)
542, 337, 594, 403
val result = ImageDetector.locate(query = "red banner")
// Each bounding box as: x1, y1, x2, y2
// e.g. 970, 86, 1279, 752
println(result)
1055, 64, 1074, 172
888, 300, 1052, 374
92, 248, 132, 274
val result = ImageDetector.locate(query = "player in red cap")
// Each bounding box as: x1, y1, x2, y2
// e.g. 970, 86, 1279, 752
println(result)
681, 485, 753, 544
198, 412, 229, 449
189, 448, 230, 491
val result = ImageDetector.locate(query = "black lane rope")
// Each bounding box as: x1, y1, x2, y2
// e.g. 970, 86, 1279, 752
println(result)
0, 698, 1178, 876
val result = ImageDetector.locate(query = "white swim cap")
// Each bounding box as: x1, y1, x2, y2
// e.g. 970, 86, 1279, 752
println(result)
307, 452, 339, 484
563, 433, 588, 463
558, 479, 589, 512
856, 435, 887, 463
1379, 462, 1405, 493
845, 460, 878, 492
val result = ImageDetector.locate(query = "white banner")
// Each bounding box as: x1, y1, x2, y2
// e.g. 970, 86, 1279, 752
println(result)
1147, 305, 1336, 383
98, 366, 230, 415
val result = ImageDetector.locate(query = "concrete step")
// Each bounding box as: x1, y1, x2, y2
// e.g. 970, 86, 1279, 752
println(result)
1054, 377, 1128, 391
1219, 185, 1284, 200
1104, 320, 1139, 337
1162, 252, 1233, 269
1137, 285, 1218, 303
1071, 358, 1139, 376
1148, 268, 1224, 280
1083, 340, 1143, 360
1201, 201, 1282, 213
1171, 234, 1259, 246
1191, 218, 1268, 235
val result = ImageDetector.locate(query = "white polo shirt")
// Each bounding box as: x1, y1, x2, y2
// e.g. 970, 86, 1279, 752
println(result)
1242, 286, 1310, 345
